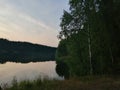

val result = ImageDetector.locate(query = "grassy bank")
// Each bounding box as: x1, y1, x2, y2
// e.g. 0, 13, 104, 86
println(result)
2, 76, 120, 90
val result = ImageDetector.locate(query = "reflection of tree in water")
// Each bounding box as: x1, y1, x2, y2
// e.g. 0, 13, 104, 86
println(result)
0, 86, 2, 90
56, 61, 70, 79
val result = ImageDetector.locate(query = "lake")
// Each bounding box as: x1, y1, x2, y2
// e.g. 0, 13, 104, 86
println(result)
0, 61, 62, 85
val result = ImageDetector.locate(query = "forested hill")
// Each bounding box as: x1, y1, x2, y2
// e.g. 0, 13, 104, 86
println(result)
0, 38, 56, 63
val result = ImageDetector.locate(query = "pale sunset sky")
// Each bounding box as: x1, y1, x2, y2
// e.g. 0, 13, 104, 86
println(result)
0, 0, 69, 47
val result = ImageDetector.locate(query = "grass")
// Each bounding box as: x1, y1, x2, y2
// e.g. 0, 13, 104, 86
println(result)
2, 76, 120, 90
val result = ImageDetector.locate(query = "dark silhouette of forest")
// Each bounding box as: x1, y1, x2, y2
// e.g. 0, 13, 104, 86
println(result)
0, 38, 56, 64
56, 0, 120, 79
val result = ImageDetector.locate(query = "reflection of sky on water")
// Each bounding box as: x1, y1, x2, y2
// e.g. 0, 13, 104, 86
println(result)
0, 61, 62, 85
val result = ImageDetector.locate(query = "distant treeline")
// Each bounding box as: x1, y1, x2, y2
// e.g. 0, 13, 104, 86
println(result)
0, 38, 56, 64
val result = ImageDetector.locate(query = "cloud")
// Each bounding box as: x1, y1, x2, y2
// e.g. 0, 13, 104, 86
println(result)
18, 12, 55, 32
0, 0, 69, 46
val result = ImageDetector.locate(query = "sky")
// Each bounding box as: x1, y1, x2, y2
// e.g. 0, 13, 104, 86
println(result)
0, 0, 69, 47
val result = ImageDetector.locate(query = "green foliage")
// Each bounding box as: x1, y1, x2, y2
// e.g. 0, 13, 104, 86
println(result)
56, 61, 70, 79
56, 0, 120, 77
99, 0, 120, 74
4, 76, 120, 90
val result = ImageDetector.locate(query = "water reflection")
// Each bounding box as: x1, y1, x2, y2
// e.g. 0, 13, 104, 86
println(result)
0, 61, 62, 84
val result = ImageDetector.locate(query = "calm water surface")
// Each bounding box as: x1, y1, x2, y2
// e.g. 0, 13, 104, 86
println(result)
0, 61, 62, 84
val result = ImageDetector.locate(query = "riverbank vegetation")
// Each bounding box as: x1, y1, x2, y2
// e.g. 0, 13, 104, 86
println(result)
3, 76, 120, 90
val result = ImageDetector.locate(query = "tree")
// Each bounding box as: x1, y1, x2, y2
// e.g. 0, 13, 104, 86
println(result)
56, 0, 120, 77
99, 0, 120, 74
